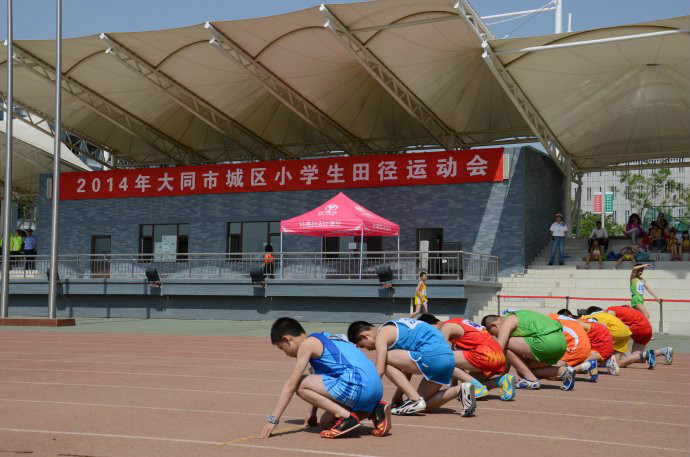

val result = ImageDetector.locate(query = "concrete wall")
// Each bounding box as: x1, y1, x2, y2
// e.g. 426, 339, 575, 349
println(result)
36, 146, 564, 276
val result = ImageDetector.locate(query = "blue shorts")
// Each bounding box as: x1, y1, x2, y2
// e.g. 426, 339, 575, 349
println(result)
409, 351, 455, 385
322, 369, 383, 413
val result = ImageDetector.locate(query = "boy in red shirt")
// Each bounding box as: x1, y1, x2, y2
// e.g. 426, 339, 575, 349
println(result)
418, 314, 515, 401
606, 305, 673, 368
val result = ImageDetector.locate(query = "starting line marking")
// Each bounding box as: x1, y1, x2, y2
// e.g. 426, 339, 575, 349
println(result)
219, 424, 306, 446
0, 428, 381, 457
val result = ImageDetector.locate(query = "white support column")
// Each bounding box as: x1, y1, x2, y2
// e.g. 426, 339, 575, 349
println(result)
454, 0, 572, 177
48, 0, 62, 319
554, 0, 563, 34
358, 227, 365, 279
0, 0, 13, 318
100, 33, 289, 162
12, 45, 208, 165
320, 5, 459, 151
204, 22, 375, 155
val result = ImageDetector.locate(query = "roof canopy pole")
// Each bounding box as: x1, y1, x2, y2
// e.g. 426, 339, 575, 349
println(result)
204, 22, 375, 156
48, 0, 62, 319
1, 0, 14, 318
100, 33, 289, 162
319, 5, 460, 151
554, 0, 563, 34
11, 45, 207, 166
454, 0, 572, 177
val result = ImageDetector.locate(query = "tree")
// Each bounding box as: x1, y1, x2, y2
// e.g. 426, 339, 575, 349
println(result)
576, 211, 624, 238
620, 169, 683, 215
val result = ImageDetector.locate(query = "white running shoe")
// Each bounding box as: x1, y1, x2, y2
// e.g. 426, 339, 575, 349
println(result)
458, 382, 476, 417
606, 356, 620, 376
664, 347, 674, 365
391, 398, 426, 416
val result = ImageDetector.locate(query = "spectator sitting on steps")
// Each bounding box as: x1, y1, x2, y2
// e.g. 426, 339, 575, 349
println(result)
588, 220, 609, 252
585, 239, 603, 270
625, 213, 644, 245
614, 245, 637, 269
648, 222, 665, 253
548, 213, 568, 266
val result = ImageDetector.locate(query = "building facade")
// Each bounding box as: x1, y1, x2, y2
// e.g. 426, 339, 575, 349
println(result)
572, 162, 689, 226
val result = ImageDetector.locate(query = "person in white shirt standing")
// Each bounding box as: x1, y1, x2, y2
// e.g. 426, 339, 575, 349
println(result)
548, 213, 568, 266
588, 221, 609, 252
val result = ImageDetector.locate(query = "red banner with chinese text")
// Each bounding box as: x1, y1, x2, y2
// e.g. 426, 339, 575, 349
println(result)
59, 148, 504, 200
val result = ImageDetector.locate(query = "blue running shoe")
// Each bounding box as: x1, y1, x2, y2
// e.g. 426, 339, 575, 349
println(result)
498, 373, 516, 401
583, 360, 598, 383
647, 349, 656, 369
474, 384, 489, 399
516, 378, 540, 389
664, 347, 674, 365
561, 367, 575, 391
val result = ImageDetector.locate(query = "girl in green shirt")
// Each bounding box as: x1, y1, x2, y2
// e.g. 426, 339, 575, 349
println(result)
630, 264, 660, 320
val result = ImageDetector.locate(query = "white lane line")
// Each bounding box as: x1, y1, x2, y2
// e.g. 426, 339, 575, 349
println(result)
395, 423, 689, 453
518, 392, 690, 408
2, 398, 688, 429
0, 358, 289, 372
0, 428, 380, 457
0, 380, 278, 396
0, 351, 290, 365
480, 406, 690, 427
0, 367, 284, 383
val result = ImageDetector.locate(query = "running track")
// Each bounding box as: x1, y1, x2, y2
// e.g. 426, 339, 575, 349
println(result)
0, 331, 688, 457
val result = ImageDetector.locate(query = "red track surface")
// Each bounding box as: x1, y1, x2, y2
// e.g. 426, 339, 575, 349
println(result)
0, 331, 688, 457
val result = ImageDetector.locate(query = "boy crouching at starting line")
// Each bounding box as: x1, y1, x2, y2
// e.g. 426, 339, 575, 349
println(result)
347, 318, 477, 417
417, 314, 515, 401
260, 317, 391, 440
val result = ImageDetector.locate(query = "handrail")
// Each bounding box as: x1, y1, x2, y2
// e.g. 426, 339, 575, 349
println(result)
496, 294, 690, 334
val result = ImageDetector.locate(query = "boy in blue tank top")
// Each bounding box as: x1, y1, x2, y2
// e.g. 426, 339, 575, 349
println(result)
259, 317, 391, 440
347, 318, 476, 417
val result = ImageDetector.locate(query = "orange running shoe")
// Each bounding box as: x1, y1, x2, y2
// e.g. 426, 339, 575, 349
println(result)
320, 413, 361, 439
371, 401, 392, 437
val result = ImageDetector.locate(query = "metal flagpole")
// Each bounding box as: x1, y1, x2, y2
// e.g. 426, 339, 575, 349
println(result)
48, 0, 62, 318
1, 0, 14, 318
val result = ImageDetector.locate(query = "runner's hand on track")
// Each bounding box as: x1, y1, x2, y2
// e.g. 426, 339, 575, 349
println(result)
259, 423, 277, 439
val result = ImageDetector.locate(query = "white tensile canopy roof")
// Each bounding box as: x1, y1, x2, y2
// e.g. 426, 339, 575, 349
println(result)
0, 0, 687, 173
491, 16, 690, 171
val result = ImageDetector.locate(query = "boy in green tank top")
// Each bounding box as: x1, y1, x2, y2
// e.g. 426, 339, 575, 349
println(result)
482, 310, 572, 391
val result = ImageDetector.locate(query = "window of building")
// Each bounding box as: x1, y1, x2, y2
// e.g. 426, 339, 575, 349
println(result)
227, 222, 280, 254
322, 236, 383, 257
586, 187, 592, 201
140, 224, 189, 260
625, 210, 630, 221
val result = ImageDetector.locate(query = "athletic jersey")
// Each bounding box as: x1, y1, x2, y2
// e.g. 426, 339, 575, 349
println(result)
506, 310, 563, 337
581, 311, 632, 339
586, 320, 614, 353
630, 278, 645, 307
547, 314, 591, 353
382, 318, 451, 356
443, 318, 501, 352
414, 282, 427, 305
308, 332, 377, 378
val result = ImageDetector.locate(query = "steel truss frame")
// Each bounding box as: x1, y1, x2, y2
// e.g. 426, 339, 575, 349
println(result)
454, 0, 572, 177
100, 33, 289, 162
12, 44, 208, 166
320, 5, 460, 151
204, 21, 378, 156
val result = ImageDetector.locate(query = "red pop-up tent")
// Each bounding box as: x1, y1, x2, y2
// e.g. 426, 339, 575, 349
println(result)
280, 192, 400, 277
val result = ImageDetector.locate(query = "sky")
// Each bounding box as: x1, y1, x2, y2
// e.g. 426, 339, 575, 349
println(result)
0, 0, 686, 40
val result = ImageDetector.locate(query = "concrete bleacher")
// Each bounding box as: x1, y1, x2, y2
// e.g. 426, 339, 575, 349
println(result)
473, 237, 690, 336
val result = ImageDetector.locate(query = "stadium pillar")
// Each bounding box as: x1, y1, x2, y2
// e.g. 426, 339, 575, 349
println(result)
1, 0, 14, 318
554, 0, 563, 34
48, 0, 62, 318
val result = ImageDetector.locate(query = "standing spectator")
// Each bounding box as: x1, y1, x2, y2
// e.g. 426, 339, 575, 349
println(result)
262, 244, 275, 279
9, 229, 24, 269
625, 214, 643, 244
681, 231, 690, 260
656, 213, 668, 232
548, 213, 568, 266
410, 271, 428, 318
588, 221, 609, 252
668, 227, 681, 261
23, 229, 37, 270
